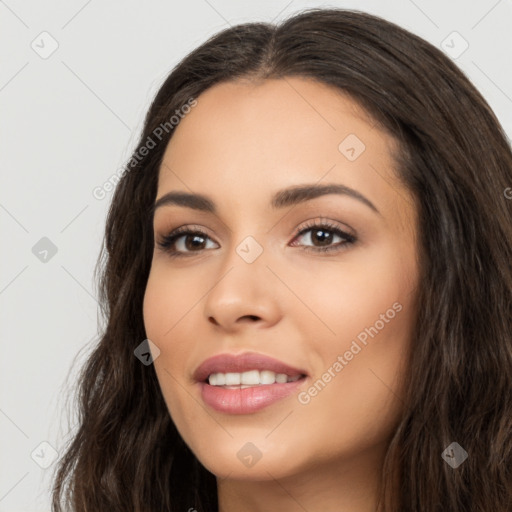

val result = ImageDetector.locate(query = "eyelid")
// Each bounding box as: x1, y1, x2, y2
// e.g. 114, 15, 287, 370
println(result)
293, 217, 355, 238
155, 217, 354, 240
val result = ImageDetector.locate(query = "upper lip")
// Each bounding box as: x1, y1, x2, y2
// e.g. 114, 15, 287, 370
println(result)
193, 351, 308, 383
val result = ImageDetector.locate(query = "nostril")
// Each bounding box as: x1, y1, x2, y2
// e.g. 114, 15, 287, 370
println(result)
239, 315, 260, 322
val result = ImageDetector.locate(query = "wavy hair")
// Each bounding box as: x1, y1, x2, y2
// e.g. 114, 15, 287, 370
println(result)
51, 7, 512, 511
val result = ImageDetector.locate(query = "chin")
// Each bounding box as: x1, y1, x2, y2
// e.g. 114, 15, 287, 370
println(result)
191, 438, 303, 481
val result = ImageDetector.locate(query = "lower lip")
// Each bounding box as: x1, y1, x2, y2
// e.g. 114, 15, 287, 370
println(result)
198, 377, 307, 414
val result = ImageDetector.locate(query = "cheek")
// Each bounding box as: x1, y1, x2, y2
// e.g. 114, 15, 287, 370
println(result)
142, 273, 197, 400
300, 245, 416, 441
142, 272, 188, 402
288, 241, 416, 347
143, 265, 163, 325
142, 266, 205, 378
297, 246, 415, 382
142, 271, 195, 432
143, 267, 193, 339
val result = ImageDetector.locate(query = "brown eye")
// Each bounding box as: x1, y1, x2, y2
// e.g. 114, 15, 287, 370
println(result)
157, 227, 218, 257
290, 221, 356, 254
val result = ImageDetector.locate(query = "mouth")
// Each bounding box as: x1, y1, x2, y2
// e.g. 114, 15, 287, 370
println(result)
193, 351, 309, 414
193, 351, 309, 384
203, 370, 307, 388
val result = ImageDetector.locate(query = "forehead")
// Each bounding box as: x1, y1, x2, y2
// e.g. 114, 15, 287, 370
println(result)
157, 77, 407, 219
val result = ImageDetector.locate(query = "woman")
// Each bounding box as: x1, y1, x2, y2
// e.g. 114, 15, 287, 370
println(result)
51, 7, 512, 512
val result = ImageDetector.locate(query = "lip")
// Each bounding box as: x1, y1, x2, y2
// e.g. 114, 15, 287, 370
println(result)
193, 351, 308, 383
193, 351, 309, 415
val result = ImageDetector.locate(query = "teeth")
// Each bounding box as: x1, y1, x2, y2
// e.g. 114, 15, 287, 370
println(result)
260, 370, 276, 385
207, 370, 302, 386
275, 373, 288, 383
225, 372, 241, 385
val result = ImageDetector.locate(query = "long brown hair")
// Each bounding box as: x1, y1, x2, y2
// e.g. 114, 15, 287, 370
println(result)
51, 8, 512, 511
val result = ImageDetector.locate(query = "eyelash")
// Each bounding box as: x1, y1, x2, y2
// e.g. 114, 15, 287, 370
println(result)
156, 219, 357, 259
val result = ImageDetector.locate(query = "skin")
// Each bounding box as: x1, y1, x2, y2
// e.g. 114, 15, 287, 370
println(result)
143, 77, 420, 512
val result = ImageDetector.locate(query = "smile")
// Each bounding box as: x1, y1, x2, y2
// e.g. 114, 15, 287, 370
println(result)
193, 351, 309, 414
207, 370, 304, 387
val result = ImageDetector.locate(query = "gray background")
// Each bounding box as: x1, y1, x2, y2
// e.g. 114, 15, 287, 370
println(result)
1, 0, 511, 510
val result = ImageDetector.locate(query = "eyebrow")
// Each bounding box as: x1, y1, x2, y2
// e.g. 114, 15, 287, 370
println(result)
152, 183, 381, 216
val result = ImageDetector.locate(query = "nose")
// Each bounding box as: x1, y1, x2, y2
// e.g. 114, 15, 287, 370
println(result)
208, 313, 261, 327
202, 250, 282, 332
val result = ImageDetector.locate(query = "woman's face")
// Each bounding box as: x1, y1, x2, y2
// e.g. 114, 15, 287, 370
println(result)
143, 77, 419, 481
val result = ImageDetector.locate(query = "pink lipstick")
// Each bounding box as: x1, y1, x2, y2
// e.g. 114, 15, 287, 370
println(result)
194, 352, 308, 414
